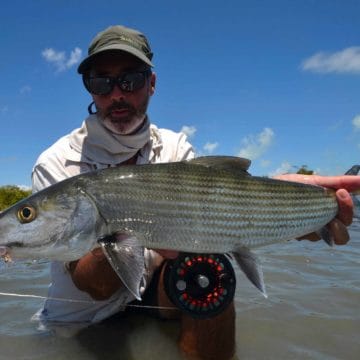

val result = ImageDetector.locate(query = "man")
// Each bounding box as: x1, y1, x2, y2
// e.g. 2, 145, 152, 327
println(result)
32, 25, 193, 328
32, 25, 356, 359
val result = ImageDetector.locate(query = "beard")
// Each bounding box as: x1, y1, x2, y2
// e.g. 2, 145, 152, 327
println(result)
97, 97, 149, 135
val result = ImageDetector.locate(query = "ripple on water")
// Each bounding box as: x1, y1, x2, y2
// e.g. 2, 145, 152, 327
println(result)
0, 227, 359, 359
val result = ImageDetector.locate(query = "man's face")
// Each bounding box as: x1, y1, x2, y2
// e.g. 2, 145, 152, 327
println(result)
88, 52, 156, 135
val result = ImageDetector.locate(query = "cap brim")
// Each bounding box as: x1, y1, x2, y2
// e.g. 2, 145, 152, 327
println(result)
77, 44, 154, 74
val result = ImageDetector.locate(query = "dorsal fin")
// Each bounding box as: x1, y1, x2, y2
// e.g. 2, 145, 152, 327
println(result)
187, 156, 251, 176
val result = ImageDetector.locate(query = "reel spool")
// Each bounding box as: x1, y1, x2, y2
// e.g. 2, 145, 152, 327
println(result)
164, 253, 236, 319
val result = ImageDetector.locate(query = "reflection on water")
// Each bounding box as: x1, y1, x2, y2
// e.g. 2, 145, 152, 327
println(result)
0, 222, 359, 359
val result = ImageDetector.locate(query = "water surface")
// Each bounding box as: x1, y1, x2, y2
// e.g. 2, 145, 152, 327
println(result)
0, 222, 359, 359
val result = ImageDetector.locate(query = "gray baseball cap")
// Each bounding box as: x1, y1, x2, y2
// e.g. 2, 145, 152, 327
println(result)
77, 25, 154, 74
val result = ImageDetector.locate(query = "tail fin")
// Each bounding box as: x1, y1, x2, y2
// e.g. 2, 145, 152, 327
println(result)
345, 165, 360, 219
345, 165, 360, 175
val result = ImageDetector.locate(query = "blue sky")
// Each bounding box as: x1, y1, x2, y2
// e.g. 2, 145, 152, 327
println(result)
1, 0, 359, 187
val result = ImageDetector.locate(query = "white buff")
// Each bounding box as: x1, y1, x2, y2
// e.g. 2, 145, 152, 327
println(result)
65, 114, 153, 165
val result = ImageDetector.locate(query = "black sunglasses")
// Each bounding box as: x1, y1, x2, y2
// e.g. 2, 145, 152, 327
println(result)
83, 70, 151, 95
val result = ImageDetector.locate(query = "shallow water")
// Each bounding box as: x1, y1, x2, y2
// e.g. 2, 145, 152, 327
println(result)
0, 223, 359, 360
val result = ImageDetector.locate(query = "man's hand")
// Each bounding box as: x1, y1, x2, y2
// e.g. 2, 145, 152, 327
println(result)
274, 174, 360, 245
68, 248, 124, 300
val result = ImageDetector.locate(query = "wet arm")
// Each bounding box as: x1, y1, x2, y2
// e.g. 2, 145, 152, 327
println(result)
67, 248, 123, 300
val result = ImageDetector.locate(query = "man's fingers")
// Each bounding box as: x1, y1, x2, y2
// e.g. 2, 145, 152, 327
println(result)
274, 174, 360, 192
336, 189, 353, 226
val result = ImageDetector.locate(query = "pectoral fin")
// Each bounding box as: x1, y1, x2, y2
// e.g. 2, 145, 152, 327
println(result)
98, 234, 145, 300
232, 246, 267, 298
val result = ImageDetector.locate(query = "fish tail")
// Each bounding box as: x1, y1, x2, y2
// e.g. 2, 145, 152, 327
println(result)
344, 165, 360, 176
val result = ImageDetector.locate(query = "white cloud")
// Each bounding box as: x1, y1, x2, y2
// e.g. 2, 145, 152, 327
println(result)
181, 125, 197, 138
269, 161, 293, 177
42, 48, 65, 66
237, 127, 274, 160
352, 114, 360, 131
66, 48, 82, 67
42, 47, 82, 72
203, 142, 219, 154
301, 46, 360, 74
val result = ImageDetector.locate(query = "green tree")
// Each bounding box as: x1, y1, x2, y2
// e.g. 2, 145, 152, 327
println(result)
296, 165, 314, 175
0, 186, 31, 211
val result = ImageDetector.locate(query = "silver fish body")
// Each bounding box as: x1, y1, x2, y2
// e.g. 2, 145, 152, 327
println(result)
86, 161, 337, 251
0, 157, 338, 298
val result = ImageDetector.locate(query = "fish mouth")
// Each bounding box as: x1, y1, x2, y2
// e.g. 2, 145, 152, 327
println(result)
0, 246, 13, 263
0, 242, 24, 262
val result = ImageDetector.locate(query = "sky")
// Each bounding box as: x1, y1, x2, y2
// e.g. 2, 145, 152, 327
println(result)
0, 0, 359, 188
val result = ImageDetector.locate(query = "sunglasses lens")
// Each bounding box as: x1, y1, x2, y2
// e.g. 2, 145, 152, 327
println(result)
86, 78, 113, 95
119, 72, 146, 92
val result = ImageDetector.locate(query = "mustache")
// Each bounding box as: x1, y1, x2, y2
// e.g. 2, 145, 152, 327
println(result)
106, 101, 135, 114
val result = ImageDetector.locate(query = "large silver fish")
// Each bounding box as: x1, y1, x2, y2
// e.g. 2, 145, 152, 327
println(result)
0, 157, 349, 299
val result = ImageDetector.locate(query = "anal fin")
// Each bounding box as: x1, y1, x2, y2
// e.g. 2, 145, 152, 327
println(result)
232, 246, 267, 298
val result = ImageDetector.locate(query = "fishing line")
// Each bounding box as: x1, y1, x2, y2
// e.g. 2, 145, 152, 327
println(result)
0, 291, 177, 310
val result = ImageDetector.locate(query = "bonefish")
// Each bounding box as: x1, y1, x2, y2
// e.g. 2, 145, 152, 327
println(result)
0, 156, 358, 299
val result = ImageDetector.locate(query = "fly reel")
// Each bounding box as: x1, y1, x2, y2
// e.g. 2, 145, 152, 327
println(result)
164, 253, 236, 319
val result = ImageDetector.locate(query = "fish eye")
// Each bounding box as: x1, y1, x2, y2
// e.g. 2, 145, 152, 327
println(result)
17, 205, 37, 223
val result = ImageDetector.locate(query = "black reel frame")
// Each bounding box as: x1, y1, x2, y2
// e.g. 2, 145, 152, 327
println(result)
164, 253, 236, 319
